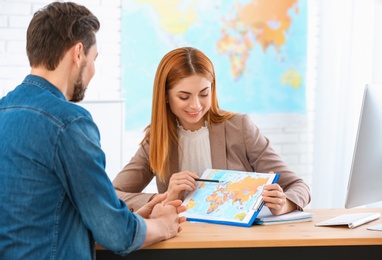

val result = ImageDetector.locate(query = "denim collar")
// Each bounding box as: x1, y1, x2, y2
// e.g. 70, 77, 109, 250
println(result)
23, 74, 66, 101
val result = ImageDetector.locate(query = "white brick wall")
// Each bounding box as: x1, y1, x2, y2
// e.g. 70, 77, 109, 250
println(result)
0, 0, 121, 100
0, 0, 315, 197
263, 126, 313, 185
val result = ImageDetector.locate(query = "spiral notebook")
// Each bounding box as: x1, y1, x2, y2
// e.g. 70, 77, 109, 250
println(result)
254, 207, 313, 225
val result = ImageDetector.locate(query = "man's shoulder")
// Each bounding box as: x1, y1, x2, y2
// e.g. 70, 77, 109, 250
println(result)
53, 100, 93, 126
24, 93, 94, 128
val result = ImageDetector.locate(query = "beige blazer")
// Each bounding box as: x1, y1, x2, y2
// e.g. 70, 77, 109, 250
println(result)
113, 113, 311, 212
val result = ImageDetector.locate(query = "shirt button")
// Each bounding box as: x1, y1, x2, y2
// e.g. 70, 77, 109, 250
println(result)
130, 208, 134, 212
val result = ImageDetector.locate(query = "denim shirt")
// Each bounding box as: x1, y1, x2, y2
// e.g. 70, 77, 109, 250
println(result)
0, 75, 146, 259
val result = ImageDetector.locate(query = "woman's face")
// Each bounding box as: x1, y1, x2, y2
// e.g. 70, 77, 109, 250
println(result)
167, 74, 212, 131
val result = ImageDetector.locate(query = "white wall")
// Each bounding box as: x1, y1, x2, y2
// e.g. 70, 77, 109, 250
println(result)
0, 0, 122, 99
373, 0, 382, 83
312, 0, 378, 208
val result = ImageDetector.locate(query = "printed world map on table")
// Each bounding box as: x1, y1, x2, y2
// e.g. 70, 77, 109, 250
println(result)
182, 169, 279, 227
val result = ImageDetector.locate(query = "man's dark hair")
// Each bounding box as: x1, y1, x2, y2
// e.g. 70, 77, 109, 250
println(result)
26, 1, 100, 70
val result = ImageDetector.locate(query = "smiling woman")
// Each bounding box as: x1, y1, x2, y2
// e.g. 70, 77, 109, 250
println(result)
113, 47, 311, 217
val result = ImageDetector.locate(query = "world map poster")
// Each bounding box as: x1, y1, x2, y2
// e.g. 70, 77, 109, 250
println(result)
182, 169, 280, 227
121, 0, 308, 130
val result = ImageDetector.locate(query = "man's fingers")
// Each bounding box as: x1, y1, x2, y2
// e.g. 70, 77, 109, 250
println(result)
179, 215, 186, 224
149, 193, 167, 205
165, 199, 182, 207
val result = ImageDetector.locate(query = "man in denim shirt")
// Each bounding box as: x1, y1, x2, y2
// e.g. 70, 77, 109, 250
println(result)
0, 2, 186, 259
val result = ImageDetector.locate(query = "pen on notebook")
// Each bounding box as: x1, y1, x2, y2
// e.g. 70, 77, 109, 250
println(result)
194, 178, 222, 183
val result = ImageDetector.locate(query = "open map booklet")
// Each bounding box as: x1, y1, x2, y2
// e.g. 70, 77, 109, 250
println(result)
181, 169, 280, 227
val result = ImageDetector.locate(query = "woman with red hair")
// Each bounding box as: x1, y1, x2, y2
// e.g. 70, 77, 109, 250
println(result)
113, 47, 311, 216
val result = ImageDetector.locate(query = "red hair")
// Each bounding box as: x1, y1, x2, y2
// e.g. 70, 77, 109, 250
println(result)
142, 47, 235, 181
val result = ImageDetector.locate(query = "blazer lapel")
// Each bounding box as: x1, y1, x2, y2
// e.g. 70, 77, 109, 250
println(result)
209, 122, 227, 169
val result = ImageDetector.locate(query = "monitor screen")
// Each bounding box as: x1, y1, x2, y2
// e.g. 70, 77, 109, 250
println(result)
345, 84, 382, 208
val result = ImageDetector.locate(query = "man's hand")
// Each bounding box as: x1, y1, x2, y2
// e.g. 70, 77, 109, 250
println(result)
136, 193, 168, 218
138, 192, 187, 248
137, 192, 187, 221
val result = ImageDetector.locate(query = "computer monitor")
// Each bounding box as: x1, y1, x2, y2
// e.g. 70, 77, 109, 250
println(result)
345, 84, 382, 208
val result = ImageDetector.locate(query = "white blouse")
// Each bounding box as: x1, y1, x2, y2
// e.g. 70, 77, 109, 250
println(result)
177, 121, 212, 176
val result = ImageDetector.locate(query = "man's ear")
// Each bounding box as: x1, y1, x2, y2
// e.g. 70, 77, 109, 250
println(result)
72, 42, 84, 67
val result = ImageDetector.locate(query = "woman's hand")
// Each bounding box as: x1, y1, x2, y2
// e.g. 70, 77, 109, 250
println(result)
166, 171, 199, 202
262, 183, 297, 216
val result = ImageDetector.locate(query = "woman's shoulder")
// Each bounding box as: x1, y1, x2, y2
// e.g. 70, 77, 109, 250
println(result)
210, 110, 255, 130
210, 112, 253, 132
225, 113, 261, 134
223, 112, 251, 124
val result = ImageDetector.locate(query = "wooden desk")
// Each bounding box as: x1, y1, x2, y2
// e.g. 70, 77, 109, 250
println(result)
97, 208, 382, 260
